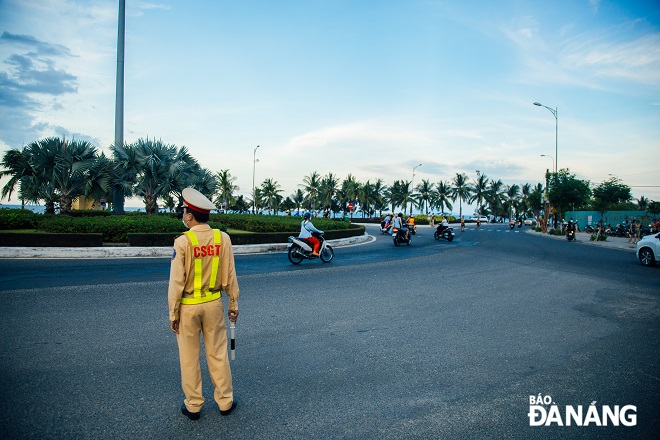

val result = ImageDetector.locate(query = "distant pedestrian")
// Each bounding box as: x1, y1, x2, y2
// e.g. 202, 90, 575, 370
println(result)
634, 220, 641, 244
429, 214, 435, 227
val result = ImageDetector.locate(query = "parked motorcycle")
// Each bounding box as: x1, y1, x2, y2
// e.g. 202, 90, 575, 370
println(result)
392, 227, 412, 246
287, 233, 334, 264
434, 225, 454, 242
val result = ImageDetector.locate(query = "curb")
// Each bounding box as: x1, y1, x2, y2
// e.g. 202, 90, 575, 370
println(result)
526, 229, 637, 252
0, 233, 374, 259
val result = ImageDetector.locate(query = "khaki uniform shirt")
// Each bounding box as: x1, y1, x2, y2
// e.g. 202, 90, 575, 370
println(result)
168, 224, 240, 321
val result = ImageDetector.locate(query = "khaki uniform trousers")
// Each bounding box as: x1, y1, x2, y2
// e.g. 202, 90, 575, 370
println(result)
177, 298, 233, 412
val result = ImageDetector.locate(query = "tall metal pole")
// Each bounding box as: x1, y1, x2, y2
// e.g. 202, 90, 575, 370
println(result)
410, 163, 422, 216
113, 0, 126, 214
533, 102, 558, 171
252, 145, 259, 214
540, 154, 555, 173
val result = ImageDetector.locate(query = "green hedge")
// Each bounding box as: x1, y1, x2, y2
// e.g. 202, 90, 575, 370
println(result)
0, 210, 360, 244
67, 209, 113, 217
39, 216, 193, 243
0, 209, 40, 229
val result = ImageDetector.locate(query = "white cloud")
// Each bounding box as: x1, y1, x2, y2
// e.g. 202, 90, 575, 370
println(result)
562, 33, 660, 86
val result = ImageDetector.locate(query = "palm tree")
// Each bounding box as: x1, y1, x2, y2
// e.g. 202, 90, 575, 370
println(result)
302, 171, 321, 211
0, 147, 33, 208
450, 172, 472, 219
385, 180, 407, 213
319, 172, 339, 212
292, 189, 305, 214
528, 183, 544, 216
342, 174, 361, 217
231, 195, 250, 213
82, 153, 113, 207
25, 137, 100, 215
433, 180, 453, 215
504, 184, 521, 220
485, 179, 505, 218
261, 178, 282, 214
415, 179, 434, 215
109, 141, 141, 214
520, 183, 532, 216
130, 139, 201, 214
636, 196, 649, 210
358, 180, 377, 218
372, 178, 388, 216
251, 187, 264, 213
469, 170, 489, 215
215, 169, 239, 210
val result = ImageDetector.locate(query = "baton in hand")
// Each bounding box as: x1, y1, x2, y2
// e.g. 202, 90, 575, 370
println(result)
230, 321, 236, 360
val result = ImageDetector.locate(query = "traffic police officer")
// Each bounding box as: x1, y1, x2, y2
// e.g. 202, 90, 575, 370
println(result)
168, 188, 239, 420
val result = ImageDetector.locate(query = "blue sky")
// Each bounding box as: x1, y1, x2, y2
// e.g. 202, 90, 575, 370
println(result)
1, 0, 659, 211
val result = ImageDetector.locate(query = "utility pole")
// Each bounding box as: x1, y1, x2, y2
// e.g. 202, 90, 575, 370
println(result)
113, 0, 126, 214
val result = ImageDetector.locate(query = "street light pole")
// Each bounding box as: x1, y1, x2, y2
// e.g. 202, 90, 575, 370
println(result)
533, 102, 558, 171
540, 154, 555, 173
411, 163, 422, 216
252, 145, 259, 214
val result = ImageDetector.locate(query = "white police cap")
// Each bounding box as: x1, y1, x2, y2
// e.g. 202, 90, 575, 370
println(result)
182, 187, 216, 214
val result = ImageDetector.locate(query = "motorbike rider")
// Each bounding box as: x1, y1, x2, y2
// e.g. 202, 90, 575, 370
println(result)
437, 216, 450, 235
393, 213, 409, 240
566, 219, 576, 236
298, 212, 324, 257
406, 215, 416, 234
460, 216, 465, 232
381, 213, 393, 230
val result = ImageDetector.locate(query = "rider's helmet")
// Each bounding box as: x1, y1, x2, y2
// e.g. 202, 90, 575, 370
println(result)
398, 213, 403, 217
303, 212, 311, 220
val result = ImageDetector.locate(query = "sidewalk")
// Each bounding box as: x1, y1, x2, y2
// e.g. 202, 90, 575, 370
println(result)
0, 234, 374, 259
527, 229, 638, 252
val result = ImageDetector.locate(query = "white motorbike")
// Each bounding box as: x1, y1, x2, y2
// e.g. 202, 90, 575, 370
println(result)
287, 232, 334, 264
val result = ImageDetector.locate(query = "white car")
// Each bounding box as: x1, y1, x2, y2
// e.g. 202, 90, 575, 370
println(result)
636, 232, 660, 266
471, 215, 488, 222
524, 218, 536, 226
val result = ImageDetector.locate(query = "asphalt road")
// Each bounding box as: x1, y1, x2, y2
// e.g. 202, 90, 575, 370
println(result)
0, 224, 658, 439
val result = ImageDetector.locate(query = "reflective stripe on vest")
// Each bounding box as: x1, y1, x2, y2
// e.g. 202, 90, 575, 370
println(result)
180, 229, 222, 305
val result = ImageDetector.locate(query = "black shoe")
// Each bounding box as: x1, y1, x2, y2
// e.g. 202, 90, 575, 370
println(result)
181, 403, 200, 420
220, 400, 237, 416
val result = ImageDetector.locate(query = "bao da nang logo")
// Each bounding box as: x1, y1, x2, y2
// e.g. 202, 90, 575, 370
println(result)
528, 395, 637, 427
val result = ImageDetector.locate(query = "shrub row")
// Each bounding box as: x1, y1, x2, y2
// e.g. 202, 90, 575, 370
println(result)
0, 210, 363, 244
0, 209, 40, 229
37, 215, 191, 242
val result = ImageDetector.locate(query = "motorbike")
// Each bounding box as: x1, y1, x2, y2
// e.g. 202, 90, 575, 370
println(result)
566, 228, 575, 241
434, 225, 454, 242
517, 219, 523, 228
509, 220, 515, 229
287, 232, 334, 264
380, 221, 392, 235
392, 227, 412, 246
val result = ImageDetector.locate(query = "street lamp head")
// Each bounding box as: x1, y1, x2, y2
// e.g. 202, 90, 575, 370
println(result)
533, 102, 542, 106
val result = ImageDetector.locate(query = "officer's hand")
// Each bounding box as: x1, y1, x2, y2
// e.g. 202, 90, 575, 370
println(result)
170, 319, 179, 334
228, 309, 239, 323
